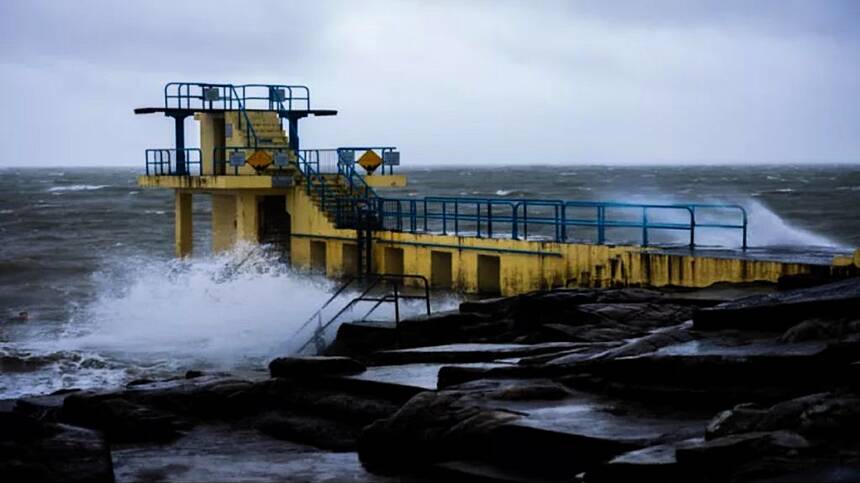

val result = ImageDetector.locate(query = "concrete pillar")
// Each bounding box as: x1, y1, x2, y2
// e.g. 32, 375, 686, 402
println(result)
197, 112, 225, 175
235, 193, 259, 243
175, 191, 193, 257
211, 194, 237, 253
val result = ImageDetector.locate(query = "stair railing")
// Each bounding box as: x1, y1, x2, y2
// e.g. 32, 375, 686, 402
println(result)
292, 273, 432, 355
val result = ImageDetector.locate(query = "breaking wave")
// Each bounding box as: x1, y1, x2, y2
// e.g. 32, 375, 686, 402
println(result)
47, 184, 109, 192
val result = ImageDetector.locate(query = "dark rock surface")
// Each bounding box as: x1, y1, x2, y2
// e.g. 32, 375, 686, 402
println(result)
694, 276, 860, 330
0, 411, 114, 482
4, 278, 859, 482
269, 356, 366, 378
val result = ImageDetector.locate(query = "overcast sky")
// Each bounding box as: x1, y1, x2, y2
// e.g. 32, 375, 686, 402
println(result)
1, 0, 858, 167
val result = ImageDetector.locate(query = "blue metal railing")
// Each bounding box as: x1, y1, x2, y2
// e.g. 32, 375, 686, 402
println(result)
164, 82, 310, 112
145, 148, 202, 175
164, 82, 261, 148
373, 197, 748, 248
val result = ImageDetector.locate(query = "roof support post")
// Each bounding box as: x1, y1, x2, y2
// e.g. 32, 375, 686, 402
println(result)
168, 112, 191, 175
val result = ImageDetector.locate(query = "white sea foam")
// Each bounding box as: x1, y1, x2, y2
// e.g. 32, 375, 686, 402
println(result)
47, 184, 109, 192
58, 246, 458, 371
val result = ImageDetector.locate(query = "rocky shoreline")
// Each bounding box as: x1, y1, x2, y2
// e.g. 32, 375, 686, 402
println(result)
3, 277, 860, 482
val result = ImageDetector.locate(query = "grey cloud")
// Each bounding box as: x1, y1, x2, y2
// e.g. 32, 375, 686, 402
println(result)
0, 0, 857, 167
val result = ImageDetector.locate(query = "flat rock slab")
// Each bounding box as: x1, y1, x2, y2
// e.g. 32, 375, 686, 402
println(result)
695, 277, 860, 330
372, 342, 588, 365
473, 388, 709, 475
111, 424, 407, 483
345, 362, 514, 391
504, 397, 707, 449
270, 356, 366, 378
654, 339, 829, 358
587, 437, 705, 482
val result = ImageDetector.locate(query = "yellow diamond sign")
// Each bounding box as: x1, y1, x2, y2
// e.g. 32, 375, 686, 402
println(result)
247, 150, 273, 170
357, 150, 382, 174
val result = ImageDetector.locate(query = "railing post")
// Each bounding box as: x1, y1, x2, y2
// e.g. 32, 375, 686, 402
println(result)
523, 202, 529, 240
513, 203, 519, 240
475, 201, 481, 238
689, 206, 696, 249
487, 202, 493, 238
597, 205, 606, 244
454, 200, 459, 236
170, 113, 188, 176
642, 207, 649, 246
560, 204, 567, 242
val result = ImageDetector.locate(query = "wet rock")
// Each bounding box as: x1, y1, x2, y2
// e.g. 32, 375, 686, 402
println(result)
0, 411, 114, 482
127, 378, 156, 387
705, 392, 860, 441
371, 342, 584, 365
61, 394, 189, 443
675, 431, 809, 472
591, 323, 696, 360
255, 412, 359, 451
446, 378, 571, 401
694, 276, 860, 330
269, 356, 366, 378
781, 318, 860, 342
358, 390, 520, 473
587, 437, 705, 483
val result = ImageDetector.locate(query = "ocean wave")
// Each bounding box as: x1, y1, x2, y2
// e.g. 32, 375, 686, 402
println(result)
47, 184, 109, 192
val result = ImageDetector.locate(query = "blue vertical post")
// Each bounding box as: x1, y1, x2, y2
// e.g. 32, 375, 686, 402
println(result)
170, 113, 189, 175
454, 200, 459, 235
689, 206, 696, 248
475, 201, 481, 237
597, 205, 606, 244
487, 202, 493, 238
642, 207, 649, 246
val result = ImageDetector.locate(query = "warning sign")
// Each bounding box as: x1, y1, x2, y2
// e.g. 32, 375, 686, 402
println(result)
357, 150, 382, 174
247, 150, 273, 170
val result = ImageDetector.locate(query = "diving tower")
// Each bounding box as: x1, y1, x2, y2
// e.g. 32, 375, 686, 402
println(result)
136, 82, 860, 295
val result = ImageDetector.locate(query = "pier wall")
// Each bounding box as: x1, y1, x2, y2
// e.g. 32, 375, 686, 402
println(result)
283, 184, 855, 294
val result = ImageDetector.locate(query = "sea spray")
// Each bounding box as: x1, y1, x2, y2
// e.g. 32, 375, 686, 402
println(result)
598, 194, 843, 248
66, 245, 344, 367
64, 245, 458, 368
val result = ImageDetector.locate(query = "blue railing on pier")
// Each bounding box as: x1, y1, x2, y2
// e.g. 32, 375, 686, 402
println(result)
164, 82, 310, 113
145, 148, 202, 176
373, 197, 748, 248
141, 144, 748, 248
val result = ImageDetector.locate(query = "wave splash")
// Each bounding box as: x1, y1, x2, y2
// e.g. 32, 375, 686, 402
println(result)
63, 247, 345, 370
599, 195, 843, 248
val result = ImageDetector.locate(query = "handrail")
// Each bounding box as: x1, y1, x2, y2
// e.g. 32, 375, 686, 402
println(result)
144, 148, 202, 175
373, 196, 748, 248
212, 145, 296, 175
293, 273, 431, 354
